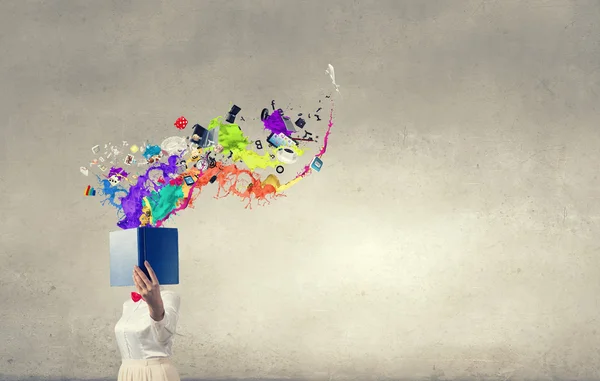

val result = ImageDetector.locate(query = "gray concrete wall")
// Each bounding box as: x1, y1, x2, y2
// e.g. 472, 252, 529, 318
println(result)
1, 0, 600, 380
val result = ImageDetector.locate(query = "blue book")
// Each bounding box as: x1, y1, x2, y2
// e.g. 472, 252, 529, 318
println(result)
109, 227, 179, 287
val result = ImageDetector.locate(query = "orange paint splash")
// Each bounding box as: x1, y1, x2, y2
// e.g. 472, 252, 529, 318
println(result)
154, 161, 285, 226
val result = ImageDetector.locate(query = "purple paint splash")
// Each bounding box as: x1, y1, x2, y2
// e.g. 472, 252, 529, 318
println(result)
116, 154, 182, 229
108, 167, 128, 179
263, 110, 295, 136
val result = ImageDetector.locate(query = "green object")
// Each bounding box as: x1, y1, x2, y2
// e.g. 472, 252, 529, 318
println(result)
207, 116, 305, 170
147, 185, 184, 221
208, 117, 250, 151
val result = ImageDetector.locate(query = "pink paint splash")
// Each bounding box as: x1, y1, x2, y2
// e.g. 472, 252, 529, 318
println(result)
294, 99, 335, 179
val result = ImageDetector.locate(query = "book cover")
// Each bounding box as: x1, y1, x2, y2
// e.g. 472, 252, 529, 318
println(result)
109, 227, 179, 287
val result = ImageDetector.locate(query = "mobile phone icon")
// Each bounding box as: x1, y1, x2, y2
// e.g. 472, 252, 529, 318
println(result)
183, 175, 195, 186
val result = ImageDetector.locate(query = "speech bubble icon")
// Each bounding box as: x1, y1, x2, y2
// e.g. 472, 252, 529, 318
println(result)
80, 166, 89, 176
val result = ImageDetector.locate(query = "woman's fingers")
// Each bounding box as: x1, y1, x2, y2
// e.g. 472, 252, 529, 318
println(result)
144, 261, 159, 285
133, 266, 152, 289
133, 272, 144, 293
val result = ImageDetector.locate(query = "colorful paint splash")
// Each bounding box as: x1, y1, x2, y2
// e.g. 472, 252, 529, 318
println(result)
263, 111, 295, 136
277, 101, 335, 192
82, 65, 339, 228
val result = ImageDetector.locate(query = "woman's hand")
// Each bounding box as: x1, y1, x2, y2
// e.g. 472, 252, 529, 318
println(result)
133, 261, 165, 321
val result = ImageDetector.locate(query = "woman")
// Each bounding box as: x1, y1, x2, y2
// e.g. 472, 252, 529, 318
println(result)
114, 261, 181, 381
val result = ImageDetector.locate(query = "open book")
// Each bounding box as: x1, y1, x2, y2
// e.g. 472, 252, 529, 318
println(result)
109, 227, 179, 287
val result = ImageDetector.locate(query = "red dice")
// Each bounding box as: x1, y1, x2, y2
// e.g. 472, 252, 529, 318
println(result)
174, 116, 188, 130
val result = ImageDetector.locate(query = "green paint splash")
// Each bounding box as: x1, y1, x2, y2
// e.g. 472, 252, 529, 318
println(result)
146, 184, 184, 221
208, 117, 250, 151
207, 117, 304, 171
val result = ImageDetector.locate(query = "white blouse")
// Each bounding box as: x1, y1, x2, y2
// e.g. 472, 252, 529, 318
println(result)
114, 290, 181, 360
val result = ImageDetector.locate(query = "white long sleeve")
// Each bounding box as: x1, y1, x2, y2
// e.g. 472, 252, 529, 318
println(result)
150, 291, 180, 343
114, 290, 181, 359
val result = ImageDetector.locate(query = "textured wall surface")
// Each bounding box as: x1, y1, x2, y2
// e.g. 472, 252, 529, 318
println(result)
2, 1, 600, 380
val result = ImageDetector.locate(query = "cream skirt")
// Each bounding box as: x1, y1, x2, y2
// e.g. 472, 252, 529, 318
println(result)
118, 358, 180, 381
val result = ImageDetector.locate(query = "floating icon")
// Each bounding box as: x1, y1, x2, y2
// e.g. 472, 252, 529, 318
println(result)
161, 136, 187, 156
267, 132, 296, 148
124, 154, 134, 165
91, 145, 100, 154
195, 157, 209, 171
276, 147, 298, 164
310, 157, 323, 172
282, 116, 297, 133
261, 108, 270, 121
261, 174, 281, 189
176, 160, 188, 174
226, 105, 241, 123
174, 116, 188, 130
190, 124, 219, 148
130, 145, 139, 153
80, 166, 89, 176
84, 185, 96, 196
183, 175, 195, 186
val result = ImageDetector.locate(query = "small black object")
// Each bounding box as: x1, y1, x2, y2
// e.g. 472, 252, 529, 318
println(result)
277, 108, 284, 115
225, 113, 236, 124
315, 114, 321, 121
184, 176, 195, 186
295, 118, 306, 128
229, 105, 241, 115
240, 116, 245, 121
260, 108, 270, 121
316, 107, 322, 112
209, 175, 217, 183
308, 114, 311, 118
276, 165, 284, 174
326, 95, 330, 98
298, 113, 302, 116
271, 100, 276, 110
266, 132, 278, 147
208, 157, 216, 168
